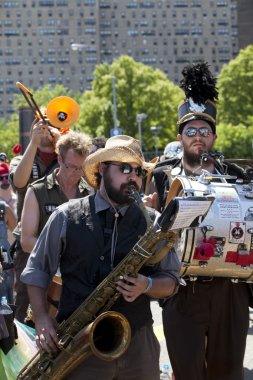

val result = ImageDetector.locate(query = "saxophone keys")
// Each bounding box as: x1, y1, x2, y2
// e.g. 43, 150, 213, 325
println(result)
37, 358, 52, 374
58, 334, 73, 349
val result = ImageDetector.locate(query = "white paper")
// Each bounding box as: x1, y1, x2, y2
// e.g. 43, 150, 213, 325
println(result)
169, 198, 213, 231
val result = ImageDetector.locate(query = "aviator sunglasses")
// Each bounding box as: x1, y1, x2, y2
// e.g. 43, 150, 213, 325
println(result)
184, 127, 212, 138
105, 162, 147, 178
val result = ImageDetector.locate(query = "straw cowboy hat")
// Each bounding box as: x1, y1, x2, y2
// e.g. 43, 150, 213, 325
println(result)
83, 135, 155, 188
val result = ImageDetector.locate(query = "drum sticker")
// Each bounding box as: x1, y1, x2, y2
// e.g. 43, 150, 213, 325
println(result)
210, 236, 226, 257
218, 202, 241, 220
216, 188, 238, 203
244, 207, 253, 221
229, 222, 246, 244
216, 188, 241, 220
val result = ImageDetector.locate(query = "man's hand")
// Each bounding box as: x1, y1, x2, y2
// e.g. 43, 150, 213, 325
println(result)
35, 313, 59, 353
142, 192, 158, 209
31, 120, 60, 147
116, 274, 149, 302
48, 125, 61, 145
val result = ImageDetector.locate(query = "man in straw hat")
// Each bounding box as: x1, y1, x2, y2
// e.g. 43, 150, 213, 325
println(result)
151, 62, 252, 380
21, 135, 180, 380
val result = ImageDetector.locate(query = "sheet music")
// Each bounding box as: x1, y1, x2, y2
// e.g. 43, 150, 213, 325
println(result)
169, 198, 213, 231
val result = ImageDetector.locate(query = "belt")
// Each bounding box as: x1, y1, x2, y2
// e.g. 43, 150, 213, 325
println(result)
183, 276, 214, 283
183, 276, 251, 284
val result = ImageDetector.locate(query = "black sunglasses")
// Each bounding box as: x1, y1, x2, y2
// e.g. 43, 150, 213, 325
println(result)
184, 127, 212, 138
105, 162, 147, 178
0, 175, 9, 181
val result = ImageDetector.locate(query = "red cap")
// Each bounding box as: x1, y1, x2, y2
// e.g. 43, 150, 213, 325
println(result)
0, 162, 10, 176
13, 144, 22, 155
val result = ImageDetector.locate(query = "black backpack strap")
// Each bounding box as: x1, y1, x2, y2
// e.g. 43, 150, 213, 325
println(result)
43, 158, 58, 176
32, 158, 58, 180
153, 158, 182, 211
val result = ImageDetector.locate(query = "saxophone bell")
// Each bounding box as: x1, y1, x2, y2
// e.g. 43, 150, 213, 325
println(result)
17, 311, 131, 380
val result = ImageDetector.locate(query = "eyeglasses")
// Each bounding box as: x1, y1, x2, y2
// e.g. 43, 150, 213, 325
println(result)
105, 162, 147, 178
63, 161, 83, 172
184, 127, 212, 138
0, 175, 9, 181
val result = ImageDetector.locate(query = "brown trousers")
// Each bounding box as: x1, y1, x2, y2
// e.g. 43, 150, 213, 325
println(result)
162, 278, 249, 380
67, 324, 160, 380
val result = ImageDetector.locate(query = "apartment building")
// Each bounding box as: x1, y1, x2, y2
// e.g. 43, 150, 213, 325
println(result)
0, 0, 249, 118
237, 0, 253, 49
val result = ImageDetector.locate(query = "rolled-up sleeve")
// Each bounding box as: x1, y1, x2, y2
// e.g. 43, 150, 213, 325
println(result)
21, 204, 68, 289
152, 248, 181, 284
147, 211, 181, 284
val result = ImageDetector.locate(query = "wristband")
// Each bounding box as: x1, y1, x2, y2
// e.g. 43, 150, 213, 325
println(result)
143, 276, 153, 294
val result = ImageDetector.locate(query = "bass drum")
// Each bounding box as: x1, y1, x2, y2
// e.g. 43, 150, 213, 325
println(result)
166, 176, 253, 282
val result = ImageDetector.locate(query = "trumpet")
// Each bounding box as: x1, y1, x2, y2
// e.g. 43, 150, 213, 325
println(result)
16, 82, 80, 131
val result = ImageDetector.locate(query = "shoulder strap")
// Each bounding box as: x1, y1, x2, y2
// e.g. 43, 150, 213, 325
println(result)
32, 158, 58, 180
153, 158, 182, 211
43, 158, 58, 177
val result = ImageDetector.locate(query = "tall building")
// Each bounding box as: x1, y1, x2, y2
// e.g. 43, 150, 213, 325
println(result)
0, 0, 248, 119
237, 0, 253, 49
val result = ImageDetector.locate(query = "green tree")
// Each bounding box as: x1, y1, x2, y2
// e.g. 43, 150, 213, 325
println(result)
217, 45, 253, 127
14, 83, 75, 110
76, 55, 183, 151
216, 45, 253, 158
0, 115, 19, 161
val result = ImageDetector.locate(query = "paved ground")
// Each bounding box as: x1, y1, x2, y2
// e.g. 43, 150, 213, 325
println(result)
152, 302, 253, 379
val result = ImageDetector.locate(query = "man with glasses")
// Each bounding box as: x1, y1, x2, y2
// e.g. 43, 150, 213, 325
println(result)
21, 135, 179, 380
151, 63, 252, 380
21, 131, 92, 254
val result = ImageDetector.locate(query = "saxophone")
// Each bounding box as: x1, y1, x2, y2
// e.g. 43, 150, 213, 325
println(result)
17, 191, 176, 380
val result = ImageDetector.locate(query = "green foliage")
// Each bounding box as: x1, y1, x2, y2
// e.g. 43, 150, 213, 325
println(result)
0, 115, 19, 161
215, 45, 253, 158
4, 52, 253, 160
13, 84, 75, 110
76, 55, 183, 151
214, 122, 253, 159
217, 45, 253, 127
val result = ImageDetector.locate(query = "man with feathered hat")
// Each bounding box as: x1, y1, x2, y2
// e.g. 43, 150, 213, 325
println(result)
21, 135, 179, 379
153, 62, 252, 380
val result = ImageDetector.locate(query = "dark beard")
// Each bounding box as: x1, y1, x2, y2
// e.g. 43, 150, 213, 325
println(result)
183, 148, 204, 166
103, 170, 139, 205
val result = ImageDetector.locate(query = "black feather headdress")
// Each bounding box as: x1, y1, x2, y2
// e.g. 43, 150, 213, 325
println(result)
178, 62, 218, 134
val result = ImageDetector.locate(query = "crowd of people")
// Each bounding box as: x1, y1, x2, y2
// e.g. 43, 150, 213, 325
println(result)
0, 62, 252, 380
